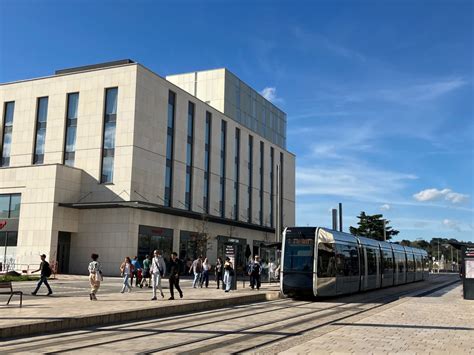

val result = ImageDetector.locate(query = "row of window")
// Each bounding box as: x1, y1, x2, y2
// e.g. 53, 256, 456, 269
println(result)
1, 88, 285, 227
0, 89, 117, 185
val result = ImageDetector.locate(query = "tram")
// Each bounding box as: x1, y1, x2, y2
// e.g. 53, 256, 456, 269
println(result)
281, 227, 429, 297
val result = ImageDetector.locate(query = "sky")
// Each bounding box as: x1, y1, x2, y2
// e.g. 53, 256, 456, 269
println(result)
1, 0, 473, 242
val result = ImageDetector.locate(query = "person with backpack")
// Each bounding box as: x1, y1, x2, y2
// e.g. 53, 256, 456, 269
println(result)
189, 256, 203, 288
88, 253, 102, 300
168, 252, 183, 300
120, 257, 134, 293
223, 257, 234, 293
140, 255, 152, 288
249, 255, 262, 290
150, 250, 166, 300
31, 254, 53, 296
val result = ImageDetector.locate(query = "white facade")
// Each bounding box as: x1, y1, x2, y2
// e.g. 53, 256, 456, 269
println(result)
0, 60, 295, 275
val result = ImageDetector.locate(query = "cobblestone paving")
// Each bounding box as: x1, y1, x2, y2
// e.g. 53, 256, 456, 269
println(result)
274, 283, 473, 355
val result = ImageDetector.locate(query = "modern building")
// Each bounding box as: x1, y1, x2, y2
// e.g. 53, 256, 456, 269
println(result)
0, 60, 295, 275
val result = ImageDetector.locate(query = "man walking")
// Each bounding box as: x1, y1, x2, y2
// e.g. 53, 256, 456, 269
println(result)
141, 254, 152, 288
249, 255, 262, 290
130, 256, 142, 287
189, 256, 203, 288
31, 254, 53, 296
168, 252, 183, 300
150, 250, 166, 300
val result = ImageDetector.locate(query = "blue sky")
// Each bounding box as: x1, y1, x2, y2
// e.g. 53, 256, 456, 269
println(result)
1, 0, 473, 242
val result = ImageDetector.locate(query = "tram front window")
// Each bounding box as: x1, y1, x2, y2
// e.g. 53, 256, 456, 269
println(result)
283, 237, 314, 273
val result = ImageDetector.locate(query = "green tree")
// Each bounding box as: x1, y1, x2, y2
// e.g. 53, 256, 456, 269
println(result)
349, 211, 399, 241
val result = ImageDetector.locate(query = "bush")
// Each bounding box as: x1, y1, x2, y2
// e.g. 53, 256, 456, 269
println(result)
0, 275, 40, 282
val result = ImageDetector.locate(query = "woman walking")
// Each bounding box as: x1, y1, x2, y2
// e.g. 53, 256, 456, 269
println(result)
201, 257, 211, 288
223, 257, 234, 293
215, 257, 223, 289
120, 257, 133, 293
88, 253, 102, 300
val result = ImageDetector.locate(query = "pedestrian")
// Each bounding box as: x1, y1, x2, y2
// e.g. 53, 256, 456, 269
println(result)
249, 255, 262, 290
201, 257, 211, 288
223, 257, 234, 293
140, 255, 152, 288
31, 254, 53, 296
215, 257, 223, 289
168, 252, 183, 300
269, 258, 277, 282
120, 257, 133, 293
189, 256, 203, 288
150, 250, 166, 300
88, 253, 102, 300
130, 256, 142, 287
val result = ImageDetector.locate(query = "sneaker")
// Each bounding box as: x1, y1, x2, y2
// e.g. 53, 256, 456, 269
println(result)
179, 292, 183, 299
89, 294, 93, 300
168, 296, 175, 300
31, 292, 37, 296
225, 290, 229, 293
47, 292, 53, 296
151, 297, 157, 301
148, 286, 152, 289
161, 292, 165, 298
120, 290, 124, 294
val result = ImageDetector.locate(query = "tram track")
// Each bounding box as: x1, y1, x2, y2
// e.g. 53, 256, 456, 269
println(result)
0, 277, 459, 354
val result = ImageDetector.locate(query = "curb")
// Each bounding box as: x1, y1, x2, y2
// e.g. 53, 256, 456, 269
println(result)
0, 291, 281, 339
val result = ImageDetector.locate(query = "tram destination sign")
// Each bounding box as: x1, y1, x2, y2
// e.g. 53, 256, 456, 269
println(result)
288, 238, 314, 245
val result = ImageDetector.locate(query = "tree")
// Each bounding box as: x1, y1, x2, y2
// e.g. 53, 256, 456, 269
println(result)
349, 211, 399, 241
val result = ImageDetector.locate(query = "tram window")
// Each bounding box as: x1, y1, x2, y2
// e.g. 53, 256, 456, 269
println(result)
366, 247, 377, 275
407, 255, 415, 271
382, 250, 393, 271
317, 243, 335, 277
335, 243, 359, 277
283, 241, 314, 272
397, 253, 405, 273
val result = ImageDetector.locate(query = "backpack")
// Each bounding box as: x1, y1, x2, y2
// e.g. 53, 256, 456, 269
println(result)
43, 261, 52, 278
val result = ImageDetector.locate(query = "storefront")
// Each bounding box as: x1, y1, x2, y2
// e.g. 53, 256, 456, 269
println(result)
137, 225, 173, 265
179, 230, 207, 275
0, 193, 21, 272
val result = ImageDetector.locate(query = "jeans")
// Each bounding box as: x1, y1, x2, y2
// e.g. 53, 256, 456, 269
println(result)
169, 275, 183, 298
152, 273, 164, 298
192, 272, 202, 288
223, 271, 233, 291
201, 270, 209, 288
121, 274, 131, 292
215, 272, 223, 289
33, 276, 52, 294
250, 274, 261, 289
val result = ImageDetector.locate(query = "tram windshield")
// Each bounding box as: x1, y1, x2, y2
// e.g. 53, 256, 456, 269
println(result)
283, 230, 314, 272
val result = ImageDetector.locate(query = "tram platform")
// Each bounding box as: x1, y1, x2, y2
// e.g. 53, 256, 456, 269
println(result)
0, 276, 280, 339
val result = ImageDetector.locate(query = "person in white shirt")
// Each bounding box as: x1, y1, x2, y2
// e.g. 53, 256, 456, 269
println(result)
120, 257, 133, 293
88, 253, 102, 300
150, 250, 166, 300
201, 258, 211, 288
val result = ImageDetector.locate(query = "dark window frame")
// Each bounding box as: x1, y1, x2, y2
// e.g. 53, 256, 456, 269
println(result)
100, 87, 118, 184
63, 92, 79, 166
1, 101, 15, 167
32, 96, 49, 165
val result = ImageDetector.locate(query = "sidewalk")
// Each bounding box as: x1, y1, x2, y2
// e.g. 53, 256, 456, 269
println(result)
0, 276, 280, 339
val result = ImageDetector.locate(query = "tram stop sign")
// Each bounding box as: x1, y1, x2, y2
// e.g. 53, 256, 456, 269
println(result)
462, 246, 474, 300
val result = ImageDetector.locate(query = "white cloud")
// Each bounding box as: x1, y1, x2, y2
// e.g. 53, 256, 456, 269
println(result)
443, 219, 461, 232
413, 188, 469, 204
260, 87, 283, 104
380, 204, 391, 211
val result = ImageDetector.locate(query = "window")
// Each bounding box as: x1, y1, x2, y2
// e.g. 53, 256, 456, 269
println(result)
366, 247, 378, 275
185, 102, 194, 210
317, 243, 336, 277
0, 194, 21, 219
259, 141, 264, 225
100, 88, 118, 183
382, 249, 394, 272
33, 97, 48, 164
203, 112, 211, 213
1, 102, 14, 167
270, 147, 274, 227
335, 243, 360, 277
247, 135, 253, 223
219, 120, 227, 217
64, 93, 79, 166
164, 91, 176, 206
233, 128, 240, 220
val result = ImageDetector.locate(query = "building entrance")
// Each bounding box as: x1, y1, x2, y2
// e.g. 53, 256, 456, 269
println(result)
137, 225, 173, 266
56, 232, 71, 274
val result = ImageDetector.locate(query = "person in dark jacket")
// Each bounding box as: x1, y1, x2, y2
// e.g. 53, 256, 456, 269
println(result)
249, 255, 262, 290
215, 257, 224, 289
31, 254, 53, 296
168, 252, 183, 300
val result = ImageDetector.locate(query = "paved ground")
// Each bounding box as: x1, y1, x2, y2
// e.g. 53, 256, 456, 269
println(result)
1, 274, 471, 354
